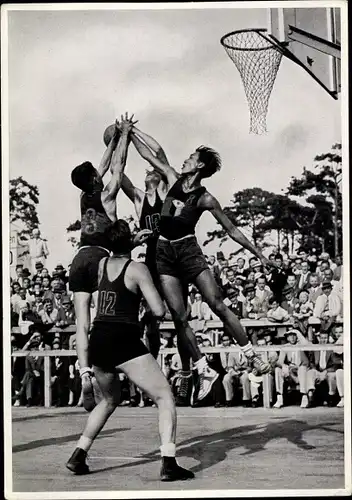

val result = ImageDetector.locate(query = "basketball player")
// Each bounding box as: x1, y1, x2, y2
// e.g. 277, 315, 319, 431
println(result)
130, 135, 273, 396
66, 220, 194, 482
69, 115, 149, 411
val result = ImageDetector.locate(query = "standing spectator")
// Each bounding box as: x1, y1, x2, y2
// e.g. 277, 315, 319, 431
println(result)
313, 281, 342, 322
207, 255, 222, 288
220, 335, 250, 407
274, 329, 310, 408
16, 331, 45, 406
236, 257, 247, 276
266, 254, 287, 301
323, 268, 343, 302
255, 276, 273, 309
297, 261, 311, 291
29, 228, 49, 274
267, 297, 290, 323
306, 331, 341, 407
286, 274, 299, 295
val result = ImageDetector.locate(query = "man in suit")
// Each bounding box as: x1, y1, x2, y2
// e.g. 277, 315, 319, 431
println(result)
306, 330, 342, 407
305, 273, 323, 306
297, 261, 311, 291
243, 284, 268, 320
255, 275, 273, 309
281, 284, 299, 315
248, 335, 278, 407
274, 329, 310, 408
220, 334, 251, 407
313, 281, 342, 321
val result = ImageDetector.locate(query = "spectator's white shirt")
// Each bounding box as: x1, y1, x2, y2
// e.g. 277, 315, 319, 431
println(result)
11, 293, 21, 308
308, 286, 323, 305
267, 306, 290, 322
29, 238, 49, 259
313, 292, 341, 318
191, 300, 216, 321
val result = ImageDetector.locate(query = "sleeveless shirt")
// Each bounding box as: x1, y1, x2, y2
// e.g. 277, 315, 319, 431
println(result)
79, 190, 112, 249
94, 259, 141, 325
139, 190, 163, 262
159, 177, 206, 240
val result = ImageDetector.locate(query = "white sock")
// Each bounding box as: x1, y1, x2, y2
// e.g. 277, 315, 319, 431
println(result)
241, 342, 254, 359
160, 442, 176, 457
77, 435, 93, 452
194, 356, 207, 373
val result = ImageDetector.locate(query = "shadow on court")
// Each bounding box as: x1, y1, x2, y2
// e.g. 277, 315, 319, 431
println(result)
13, 410, 83, 423
92, 419, 342, 475
13, 427, 130, 453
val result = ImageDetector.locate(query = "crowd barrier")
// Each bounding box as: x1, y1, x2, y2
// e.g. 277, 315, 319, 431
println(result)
11, 344, 343, 409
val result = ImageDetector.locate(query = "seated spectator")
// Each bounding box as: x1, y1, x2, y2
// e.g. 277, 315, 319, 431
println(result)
233, 275, 246, 296
243, 283, 268, 320
223, 287, 244, 319
306, 273, 323, 305
42, 276, 52, 292
51, 338, 70, 407
266, 296, 290, 323
54, 264, 69, 284
320, 252, 336, 271
201, 337, 226, 408
39, 294, 60, 324
286, 273, 299, 293
316, 259, 331, 281
15, 264, 24, 286
281, 285, 299, 315
14, 330, 45, 407
57, 295, 76, 327
313, 281, 342, 322
220, 334, 250, 407
222, 267, 237, 288
190, 292, 215, 331
292, 291, 314, 335
32, 282, 43, 296
248, 336, 277, 407
11, 282, 22, 309
274, 329, 309, 408
51, 273, 66, 292
323, 268, 343, 301
332, 255, 343, 281
307, 330, 342, 407
331, 325, 344, 408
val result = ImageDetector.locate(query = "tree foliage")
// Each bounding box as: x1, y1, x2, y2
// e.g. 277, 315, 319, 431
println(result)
9, 177, 40, 240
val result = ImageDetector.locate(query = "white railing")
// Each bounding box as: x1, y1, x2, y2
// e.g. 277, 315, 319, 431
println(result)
11, 343, 342, 409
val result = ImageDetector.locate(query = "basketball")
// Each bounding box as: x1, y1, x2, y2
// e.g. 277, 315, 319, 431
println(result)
103, 124, 121, 146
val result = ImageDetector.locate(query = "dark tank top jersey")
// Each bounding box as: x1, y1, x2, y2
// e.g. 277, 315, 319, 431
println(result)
159, 177, 206, 240
79, 190, 112, 249
139, 190, 163, 261
94, 259, 141, 325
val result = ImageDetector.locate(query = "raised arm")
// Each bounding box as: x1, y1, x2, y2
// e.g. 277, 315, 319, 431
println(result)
200, 193, 271, 267
102, 115, 134, 221
132, 125, 169, 164
131, 133, 179, 186
97, 124, 120, 178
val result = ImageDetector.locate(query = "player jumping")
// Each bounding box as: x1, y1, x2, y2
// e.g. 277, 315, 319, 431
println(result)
130, 134, 273, 400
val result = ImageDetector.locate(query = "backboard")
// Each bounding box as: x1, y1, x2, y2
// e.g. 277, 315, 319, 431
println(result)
268, 7, 341, 97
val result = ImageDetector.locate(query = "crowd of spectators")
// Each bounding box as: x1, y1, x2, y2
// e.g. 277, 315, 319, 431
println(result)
10, 246, 344, 410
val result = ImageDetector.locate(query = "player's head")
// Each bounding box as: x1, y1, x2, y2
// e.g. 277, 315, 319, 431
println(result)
145, 170, 162, 189
71, 162, 102, 193
181, 146, 221, 179
107, 219, 133, 255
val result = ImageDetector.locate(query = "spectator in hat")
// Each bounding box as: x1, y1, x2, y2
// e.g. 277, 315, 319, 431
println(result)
223, 287, 244, 319
313, 281, 341, 321
242, 284, 267, 320
51, 274, 66, 293
57, 295, 76, 327
29, 228, 49, 274
32, 261, 44, 283
274, 329, 310, 409
323, 268, 343, 302
266, 296, 290, 323
54, 264, 68, 285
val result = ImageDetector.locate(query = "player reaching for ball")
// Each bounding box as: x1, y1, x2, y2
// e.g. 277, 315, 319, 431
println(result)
130, 132, 274, 399
66, 220, 194, 482
68, 114, 150, 412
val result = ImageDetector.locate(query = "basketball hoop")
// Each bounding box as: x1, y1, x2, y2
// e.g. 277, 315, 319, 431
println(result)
220, 29, 284, 134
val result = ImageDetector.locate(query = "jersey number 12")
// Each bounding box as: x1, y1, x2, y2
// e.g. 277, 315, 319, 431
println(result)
99, 291, 117, 316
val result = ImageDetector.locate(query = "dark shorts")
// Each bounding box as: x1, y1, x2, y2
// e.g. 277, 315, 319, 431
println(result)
88, 322, 149, 372
156, 236, 209, 284
69, 246, 110, 294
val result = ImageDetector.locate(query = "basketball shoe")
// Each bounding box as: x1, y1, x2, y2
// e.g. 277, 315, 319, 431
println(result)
160, 457, 194, 482
66, 448, 90, 475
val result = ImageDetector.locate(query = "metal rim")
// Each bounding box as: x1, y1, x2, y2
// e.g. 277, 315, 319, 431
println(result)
220, 28, 283, 52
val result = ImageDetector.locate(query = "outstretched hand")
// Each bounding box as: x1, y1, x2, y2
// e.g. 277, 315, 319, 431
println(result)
115, 112, 138, 133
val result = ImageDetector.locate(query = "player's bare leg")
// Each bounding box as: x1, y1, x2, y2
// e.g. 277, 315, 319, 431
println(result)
194, 269, 270, 374
159, 274, 218, 401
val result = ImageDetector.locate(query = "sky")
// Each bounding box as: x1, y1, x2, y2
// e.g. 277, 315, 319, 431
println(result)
6, 4, 342, 269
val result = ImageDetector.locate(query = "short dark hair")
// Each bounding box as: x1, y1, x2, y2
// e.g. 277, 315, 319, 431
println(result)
71, 162, 97, 193
107, 219, 133, 255
268, 296, 279, 305
275, 253, 283, 261
196, 146, 221, 179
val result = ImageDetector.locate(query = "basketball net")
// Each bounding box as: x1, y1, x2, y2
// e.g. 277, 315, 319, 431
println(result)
221, 30, 283, 134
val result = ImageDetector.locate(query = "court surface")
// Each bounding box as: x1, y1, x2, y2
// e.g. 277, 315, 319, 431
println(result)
11, 406, 344, 493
